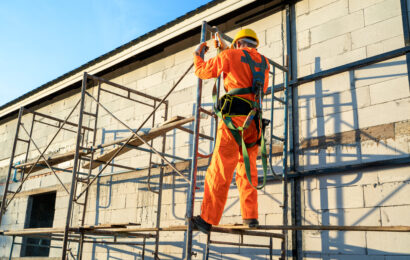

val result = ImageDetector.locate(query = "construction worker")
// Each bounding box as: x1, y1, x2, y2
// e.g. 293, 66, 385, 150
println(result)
192, 29, 270, 234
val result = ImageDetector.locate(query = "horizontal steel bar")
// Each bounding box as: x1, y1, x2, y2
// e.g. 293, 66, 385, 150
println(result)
267, 46, 410, 94
83, 111, 97, 117
17, 138, 30, 143
259, 225, 410, 232
199, 107, 215, 117
13, 241, 62, 249
31, 164, 91, 177
272, 95, 285, 104
120, 143, 187, 161
210, 240, 271, 248
296, 46, 410, 85
100, 87, 154, 108
176, 126, 214, 141
271, 135, 285, 142
26, 109, 94, 132
33, 119, 77, 134
287, 156, 410, 179
87, 74, 162, 102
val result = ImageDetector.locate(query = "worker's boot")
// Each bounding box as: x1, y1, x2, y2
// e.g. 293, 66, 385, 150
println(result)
243, 218, 259, 227
192, 215, 212, 234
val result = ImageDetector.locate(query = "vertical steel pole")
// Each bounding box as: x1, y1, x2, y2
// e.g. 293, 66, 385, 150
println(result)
21, 113, 35, 179
78, 80, 101, 260
281, 6, 291, 260
62, 72, 88, 259
204, 233, 211, 260
154, 101, 168, 259
0, 107, 24, 226
185, 21, 207, 260
8, 235, 15, 260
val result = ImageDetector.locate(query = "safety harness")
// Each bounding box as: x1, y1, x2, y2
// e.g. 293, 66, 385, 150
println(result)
212, 50, 269, 190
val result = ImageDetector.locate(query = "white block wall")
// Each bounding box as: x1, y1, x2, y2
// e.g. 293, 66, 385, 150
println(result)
0, 0, 409, 259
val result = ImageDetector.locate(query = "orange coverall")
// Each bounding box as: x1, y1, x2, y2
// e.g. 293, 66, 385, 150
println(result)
194, 47, 270, 225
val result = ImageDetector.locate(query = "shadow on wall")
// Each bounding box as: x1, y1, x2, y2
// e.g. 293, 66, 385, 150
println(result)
300, 57, 408, 170
301, 57, 410, 257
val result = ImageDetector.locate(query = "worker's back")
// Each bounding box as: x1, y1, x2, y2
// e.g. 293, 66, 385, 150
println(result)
194, 46, 270, 101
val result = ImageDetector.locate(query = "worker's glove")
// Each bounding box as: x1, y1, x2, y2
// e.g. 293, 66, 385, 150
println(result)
213, 32, 227, 50
194, 42, 209, 56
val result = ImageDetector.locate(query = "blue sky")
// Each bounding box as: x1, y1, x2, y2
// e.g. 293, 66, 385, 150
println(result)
0, 0, 211, 107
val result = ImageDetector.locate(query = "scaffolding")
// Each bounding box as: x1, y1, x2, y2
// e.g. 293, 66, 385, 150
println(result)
1, 5, 410, 259
0, 20, 290, 259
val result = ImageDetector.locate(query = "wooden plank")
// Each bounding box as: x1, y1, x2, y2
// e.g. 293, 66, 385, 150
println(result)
161, 115, 186, 126
14, 150, 88, 174
83, 116, 195, 169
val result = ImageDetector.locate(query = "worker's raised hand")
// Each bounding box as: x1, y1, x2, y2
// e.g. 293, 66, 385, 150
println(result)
213, 32, 227, 51
194, 42, 209, 56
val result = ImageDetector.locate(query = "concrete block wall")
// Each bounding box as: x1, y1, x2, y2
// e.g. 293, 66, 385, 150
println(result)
301, 165, 410, 258
296, 0, 410, 171
0, 0, 409, 258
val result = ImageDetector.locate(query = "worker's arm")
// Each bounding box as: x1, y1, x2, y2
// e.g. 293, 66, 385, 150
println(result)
194, 50, 229, 80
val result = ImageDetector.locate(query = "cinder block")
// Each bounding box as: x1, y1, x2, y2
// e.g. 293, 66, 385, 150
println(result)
364, 181, 410, 207
136, 71, 163, 90
297, 29, 311, 50
364, 0, 401, 26
381, 205, 410, 225
297, 0, 349, 32
266, 24, 283, 47
303, 209, 320, 225
325, 207, 381, 226
355, 57, 407, 88
367, 232, 410, 255
298, 34, 353, 66
349, 0, 384, 12
305, 185, 364, 210
319, 47, 367, 71
317, 170, 378, 189
295, 0, 310, 16
310, 11, 364, 45
378, 165, 410, 183
351, 16, 403, 50
358, 98, 410, 128
369, 76, 410, 105
303, 230, 323, 252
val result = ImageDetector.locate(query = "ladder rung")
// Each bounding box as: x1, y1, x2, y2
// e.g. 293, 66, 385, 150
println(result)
272, 135, 285, 142
83, 111, 97, 117
7, 190, 16, 194
79, 146, 92, 152
76, 178, 89, 183
80, 156, 91, 161
273, 96, 285, 104
17, 138, 30, 143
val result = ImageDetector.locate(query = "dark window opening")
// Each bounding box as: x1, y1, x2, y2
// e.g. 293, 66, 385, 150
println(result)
21, 191, 56, 257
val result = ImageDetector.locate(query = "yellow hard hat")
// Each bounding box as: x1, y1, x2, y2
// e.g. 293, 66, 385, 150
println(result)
231, 28, 259, 47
